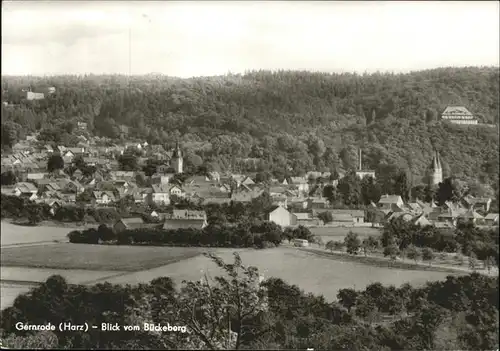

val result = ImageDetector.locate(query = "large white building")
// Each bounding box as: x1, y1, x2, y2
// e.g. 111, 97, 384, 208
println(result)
441, 106, 478, 125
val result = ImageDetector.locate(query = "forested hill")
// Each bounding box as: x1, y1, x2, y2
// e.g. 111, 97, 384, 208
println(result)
1, 67, 499, 187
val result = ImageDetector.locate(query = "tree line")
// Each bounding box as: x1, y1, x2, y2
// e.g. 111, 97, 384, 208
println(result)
0, 253, 497, 350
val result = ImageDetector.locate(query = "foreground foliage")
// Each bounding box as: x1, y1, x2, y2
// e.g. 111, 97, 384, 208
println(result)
0, 253, 498, 350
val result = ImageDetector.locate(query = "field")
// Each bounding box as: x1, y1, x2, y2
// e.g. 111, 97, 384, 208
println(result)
1, 221, 71, 246
102, 247, 457, 299
1, 221, 460, 310
1, 243, 205, 271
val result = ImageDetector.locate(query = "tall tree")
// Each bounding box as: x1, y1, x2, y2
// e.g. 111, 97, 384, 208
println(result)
47, 153, 64, 172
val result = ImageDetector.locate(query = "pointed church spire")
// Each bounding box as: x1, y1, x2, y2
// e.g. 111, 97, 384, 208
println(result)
428, 148, 443, 186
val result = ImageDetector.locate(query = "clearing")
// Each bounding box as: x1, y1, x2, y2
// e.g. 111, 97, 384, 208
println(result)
0, 243, 206, 272
1, 221, 70, 247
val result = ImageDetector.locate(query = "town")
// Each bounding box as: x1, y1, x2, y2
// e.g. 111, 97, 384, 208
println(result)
1, 1, 498, 349
1, 125, 497, 232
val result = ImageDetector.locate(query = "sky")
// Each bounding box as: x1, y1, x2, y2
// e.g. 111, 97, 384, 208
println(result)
2, 1, 499, 78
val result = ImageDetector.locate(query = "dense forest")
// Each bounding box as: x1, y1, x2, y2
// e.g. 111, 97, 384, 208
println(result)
2, 67, 499, 189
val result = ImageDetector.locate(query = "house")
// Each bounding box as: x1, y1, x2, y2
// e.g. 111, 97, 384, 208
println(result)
151, 174, 170, 185
288, 198, 309, 211
114, 217, 145, 233
461, 196, 492, 213
150, 184, 170, 205
166, 185, 182, 198
27, 172, 47, 181
201, 197, 232, 205
268, 206, 296, 227
13, 182, 38, 196
377, 195, 404, 210
484, 213, 499, 226
312, 209, 365, 224
441, 106, 478, 125
386, 211, 414, 222
92, 191, 115, 205
308, 197, 328, 210
72, 169, 84, 180
163, 218, 208, 230
163, 210, 208, 230
26, 91, 45, 100
434, 208, 462, 226
231, 190, 264, 203
156, 164, 172, 174
172, 210, 207, 220
44, 145, 54, 153
457, 209, 484, 225
412, 214, 432, 227
288, 177, 309, 194
109, 171, 135, 180
271, 194, 288, 208
19, 192, 38, 201
294, 212, 322, 226
60, 179, 84, 194
35, 199, 62, 216
407, 202, 423, 214
77, 122, 87, 130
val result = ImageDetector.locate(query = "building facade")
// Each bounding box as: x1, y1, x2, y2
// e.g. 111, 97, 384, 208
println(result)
441, 106, 478, 125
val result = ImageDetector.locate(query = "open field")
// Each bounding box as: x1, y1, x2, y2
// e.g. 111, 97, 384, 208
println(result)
1, 243, 205, 271
1, 266, 126, 284
103, 247, 457, 301
1, 221, 71, 246
1, 244, 460, 309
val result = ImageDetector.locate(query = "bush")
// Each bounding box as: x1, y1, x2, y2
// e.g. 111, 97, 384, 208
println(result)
421, 247, 435, 265
67, 229, 99, 244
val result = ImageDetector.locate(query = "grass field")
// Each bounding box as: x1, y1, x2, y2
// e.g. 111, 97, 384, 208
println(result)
1, 243, 205, 271
1, 221, 71, 246
103, 247, 456, 301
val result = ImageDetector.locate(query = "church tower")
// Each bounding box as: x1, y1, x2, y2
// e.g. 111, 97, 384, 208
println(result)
428, 149, 443, 186
171, 141, 183, 174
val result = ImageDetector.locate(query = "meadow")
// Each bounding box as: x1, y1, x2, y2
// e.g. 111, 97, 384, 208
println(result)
101, 247, 457, 301
0, 221, 459, 309
0, 221, 70, 247
0, 243, 205, 271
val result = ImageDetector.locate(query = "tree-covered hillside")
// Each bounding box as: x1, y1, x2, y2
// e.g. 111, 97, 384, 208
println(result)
1, 67, 499, 187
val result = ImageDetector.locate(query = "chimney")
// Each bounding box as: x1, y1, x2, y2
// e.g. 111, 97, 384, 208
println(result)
359, 149, 362, 171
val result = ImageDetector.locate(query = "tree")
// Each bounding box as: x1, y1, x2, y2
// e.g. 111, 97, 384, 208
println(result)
406, 244, 421, 263
337, 171, 362, 206
344, 231, 361, 255
394, 170, 411, 202
337, 288, 358, 312
317, 211, 333, 224
468, 252, 478, 272
293, 225, 314, 242
383, 244, 400, 261
325, 240, 335, 253
283, 227, 295, 243
421, 247, 435, 266
118, 152, 139, 171
322, 185, 338, 204
176, 253, 269, 350
47, 153, 64, 172
360, 176, 381, 205
1, 171, 17, 185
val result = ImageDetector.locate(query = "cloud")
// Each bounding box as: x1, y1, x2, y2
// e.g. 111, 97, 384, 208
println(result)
2, 22, 125, 47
